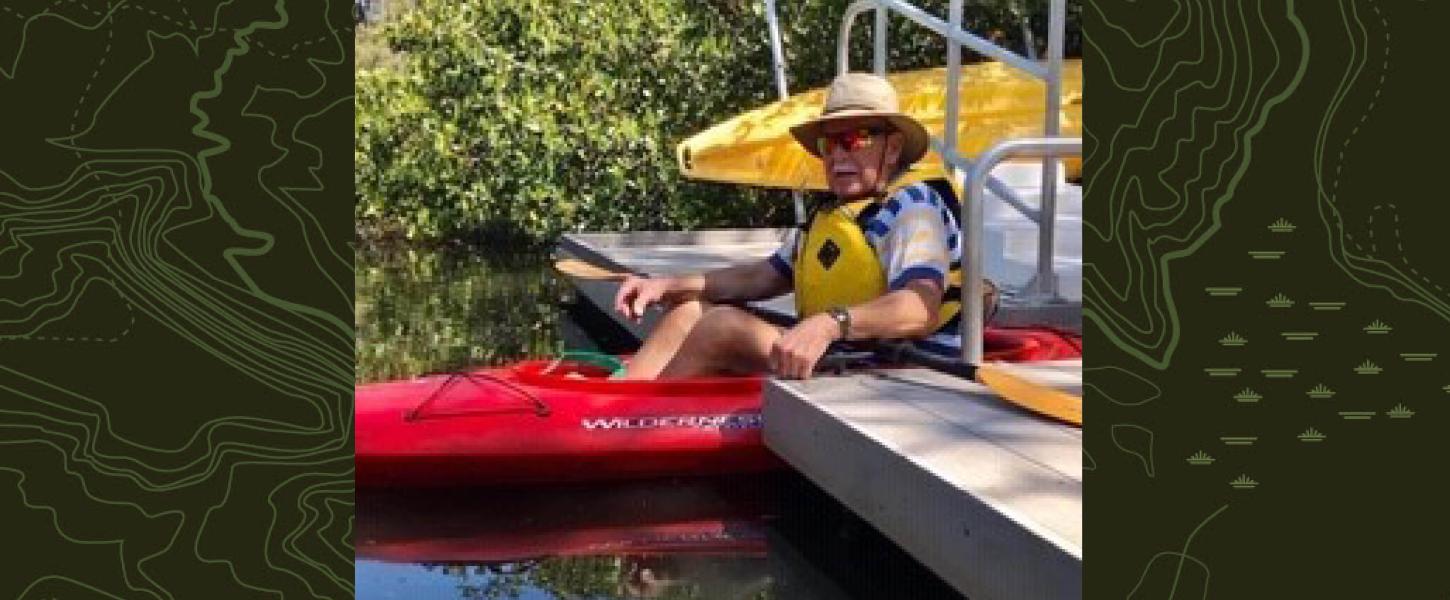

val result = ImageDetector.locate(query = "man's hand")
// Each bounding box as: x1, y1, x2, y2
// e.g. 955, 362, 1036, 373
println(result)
613, 275, 677, 323
769, 313, 844, 379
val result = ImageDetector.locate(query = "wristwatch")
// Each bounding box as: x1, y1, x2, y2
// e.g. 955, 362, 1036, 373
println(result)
825, 306, 852, 340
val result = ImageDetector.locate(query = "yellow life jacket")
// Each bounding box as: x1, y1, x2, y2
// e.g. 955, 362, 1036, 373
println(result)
793, 179, 964, 330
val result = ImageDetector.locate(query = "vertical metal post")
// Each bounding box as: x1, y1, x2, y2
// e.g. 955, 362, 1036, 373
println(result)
763, 0, 806, 226
1033, 0, 1065, 299
874, 4, 888, 76
1015, 0, 1037, 59
944, 0, 981, 365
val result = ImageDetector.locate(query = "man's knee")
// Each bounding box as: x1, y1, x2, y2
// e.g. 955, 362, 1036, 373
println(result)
694, 305, 756, 335
663, 305, 776, 377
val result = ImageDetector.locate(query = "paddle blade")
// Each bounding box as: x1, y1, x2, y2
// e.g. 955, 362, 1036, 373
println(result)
553, 259, 630, 281
977, 365, 1082, 426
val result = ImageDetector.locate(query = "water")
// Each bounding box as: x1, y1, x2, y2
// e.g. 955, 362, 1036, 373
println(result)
354, 246, 964, 600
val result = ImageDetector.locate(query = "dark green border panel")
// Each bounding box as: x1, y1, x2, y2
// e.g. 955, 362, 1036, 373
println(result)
0, 1, 353, 598
1087, 0, 1449, 596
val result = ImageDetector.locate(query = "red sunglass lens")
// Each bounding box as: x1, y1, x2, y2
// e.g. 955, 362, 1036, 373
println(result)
818, 129, 876, 154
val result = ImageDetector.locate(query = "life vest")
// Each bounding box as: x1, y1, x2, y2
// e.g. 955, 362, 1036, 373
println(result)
793, 179, 965, 331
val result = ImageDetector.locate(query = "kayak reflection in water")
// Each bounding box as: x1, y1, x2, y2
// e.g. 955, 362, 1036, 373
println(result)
618, 555, 772, 599
615, 73, 967, 380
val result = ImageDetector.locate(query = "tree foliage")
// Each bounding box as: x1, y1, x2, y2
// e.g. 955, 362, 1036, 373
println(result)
355, 0, 1080, 244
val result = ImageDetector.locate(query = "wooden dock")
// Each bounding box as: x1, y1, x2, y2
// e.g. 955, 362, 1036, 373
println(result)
765, 364, 1082, 599
556, 229, 1083, 599
557, 229, 798, 339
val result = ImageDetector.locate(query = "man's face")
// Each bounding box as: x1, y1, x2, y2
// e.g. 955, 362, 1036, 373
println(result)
819, 118, 903, 200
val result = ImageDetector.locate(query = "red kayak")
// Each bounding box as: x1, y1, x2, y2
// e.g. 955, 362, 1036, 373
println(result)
356, 326, 1080, 488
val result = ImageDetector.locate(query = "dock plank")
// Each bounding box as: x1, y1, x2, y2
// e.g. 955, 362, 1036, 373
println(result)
764, 365, 1082, 600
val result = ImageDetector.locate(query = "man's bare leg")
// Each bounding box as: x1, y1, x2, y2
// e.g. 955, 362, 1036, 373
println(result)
658, 305, 782, 379
620, 300, 708, 379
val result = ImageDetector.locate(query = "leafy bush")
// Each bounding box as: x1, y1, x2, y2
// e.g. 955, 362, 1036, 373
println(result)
355, 0, 1079, 245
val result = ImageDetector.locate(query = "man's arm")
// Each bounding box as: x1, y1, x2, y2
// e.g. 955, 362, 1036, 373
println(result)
839, 278, 943, 340
768, 279, 942, 379
698, 259, 794, 303
615, 258, 791, 322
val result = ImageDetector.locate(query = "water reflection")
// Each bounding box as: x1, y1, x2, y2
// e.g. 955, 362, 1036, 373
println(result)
354, 247, 965, 600
357, 477, 776, 599
355, 246, 571, 383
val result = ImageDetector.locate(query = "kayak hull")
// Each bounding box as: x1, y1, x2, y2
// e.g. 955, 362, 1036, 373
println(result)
356, 366, 774, 487
355, 327, 1081, 488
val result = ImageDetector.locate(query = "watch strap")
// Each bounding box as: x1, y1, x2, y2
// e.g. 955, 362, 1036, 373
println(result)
826, 306, 852, 340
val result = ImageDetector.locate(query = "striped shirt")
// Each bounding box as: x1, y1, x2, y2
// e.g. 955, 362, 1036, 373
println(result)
768, 182, 964, 355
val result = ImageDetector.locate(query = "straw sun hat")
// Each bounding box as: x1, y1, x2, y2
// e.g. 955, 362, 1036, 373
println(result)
789, 72, 931, 168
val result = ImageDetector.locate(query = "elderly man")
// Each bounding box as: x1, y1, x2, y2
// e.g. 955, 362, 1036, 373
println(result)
614, 72, 966, 379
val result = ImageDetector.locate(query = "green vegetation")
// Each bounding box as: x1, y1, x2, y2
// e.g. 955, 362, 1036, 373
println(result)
1186, 451, 1214, 465
355, 0, 1081, 244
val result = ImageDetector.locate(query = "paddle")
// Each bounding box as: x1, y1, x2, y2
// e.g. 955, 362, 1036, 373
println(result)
553, 258, 1082, 426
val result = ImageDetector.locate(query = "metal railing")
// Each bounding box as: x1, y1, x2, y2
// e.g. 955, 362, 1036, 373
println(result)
761, 0, 1079, 363
838, 0, 1067, 236
960, 138, 1081, 363
761, 0, 808, 226
833, 0, 1078, 364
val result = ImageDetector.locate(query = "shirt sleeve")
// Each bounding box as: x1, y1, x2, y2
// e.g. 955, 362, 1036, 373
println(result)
879, 189, 950, 291
768, 228, 799, 279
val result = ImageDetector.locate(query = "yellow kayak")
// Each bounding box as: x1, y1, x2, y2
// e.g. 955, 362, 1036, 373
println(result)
677, 59, 1082, 190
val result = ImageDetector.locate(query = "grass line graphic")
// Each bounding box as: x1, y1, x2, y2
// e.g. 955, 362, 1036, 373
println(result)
1205, 286, 1244, 297
1268, 218, 1297, 232
1248, 250, 1286, 260
1353, 360, 1382, 375
1266, 293, 1295, 308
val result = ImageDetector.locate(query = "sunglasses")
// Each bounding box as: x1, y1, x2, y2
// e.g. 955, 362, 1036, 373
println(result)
815, 127, 890, 156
